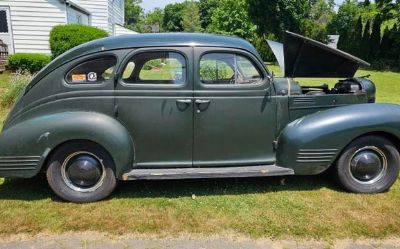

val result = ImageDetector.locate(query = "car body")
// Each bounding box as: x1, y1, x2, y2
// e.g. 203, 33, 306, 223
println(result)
0, 31, 399, 202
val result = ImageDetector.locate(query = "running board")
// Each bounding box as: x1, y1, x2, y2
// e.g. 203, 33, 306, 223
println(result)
122, 165, 294, 180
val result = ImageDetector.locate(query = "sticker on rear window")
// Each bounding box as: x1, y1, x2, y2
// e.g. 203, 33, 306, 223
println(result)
87, 72, 97, 82
71, 74, 86, 82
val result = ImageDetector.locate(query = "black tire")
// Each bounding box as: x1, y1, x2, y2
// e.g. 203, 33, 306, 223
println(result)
46, 140, 117, 203
335, 135, 400, 193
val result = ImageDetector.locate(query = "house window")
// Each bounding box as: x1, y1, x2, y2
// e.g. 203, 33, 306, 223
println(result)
76, 14, 82, 24
0, 10, 8, 33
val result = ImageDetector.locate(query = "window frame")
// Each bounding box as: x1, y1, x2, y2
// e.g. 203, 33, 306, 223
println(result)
64, 53, 118, 88
118, 48, 189, 89
196, 49, 268, 90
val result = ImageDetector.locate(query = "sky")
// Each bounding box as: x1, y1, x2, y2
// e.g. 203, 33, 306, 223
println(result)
141, 0, 185, 12
141, 0, 345, 12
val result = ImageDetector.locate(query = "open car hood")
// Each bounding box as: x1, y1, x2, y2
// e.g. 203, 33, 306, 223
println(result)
267, 31, 370, 78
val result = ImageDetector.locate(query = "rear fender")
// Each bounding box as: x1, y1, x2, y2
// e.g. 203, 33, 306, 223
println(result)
0, 112, 134, 178
276, 103, 400, 174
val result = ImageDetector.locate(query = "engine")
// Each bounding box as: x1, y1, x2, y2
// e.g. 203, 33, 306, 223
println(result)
301, 77, 376, 103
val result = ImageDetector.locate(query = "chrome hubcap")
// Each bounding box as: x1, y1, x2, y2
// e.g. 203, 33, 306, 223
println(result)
61, 151, 106, 192
349, 146, 387, 184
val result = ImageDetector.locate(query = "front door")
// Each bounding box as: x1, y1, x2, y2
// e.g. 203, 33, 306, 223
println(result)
116, 47, 193, 168
193, 48, 276, 167
0, 6, 13, 54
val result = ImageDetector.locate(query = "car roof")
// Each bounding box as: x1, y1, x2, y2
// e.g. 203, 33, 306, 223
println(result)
91, 33, 259, 53
26, 33, 262, 92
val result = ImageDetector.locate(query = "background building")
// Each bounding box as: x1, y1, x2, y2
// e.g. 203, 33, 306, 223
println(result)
0, 0, 137, 55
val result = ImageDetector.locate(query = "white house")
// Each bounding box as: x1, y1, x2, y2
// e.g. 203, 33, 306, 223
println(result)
0, 0, 137, 55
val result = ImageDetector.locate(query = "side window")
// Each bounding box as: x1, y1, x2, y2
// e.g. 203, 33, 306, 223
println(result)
122, 51, 186, 85
200, 53, 262, 85
66, 56, 117, 84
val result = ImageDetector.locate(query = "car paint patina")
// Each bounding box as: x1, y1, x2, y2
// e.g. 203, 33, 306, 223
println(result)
0, 32, 399, 202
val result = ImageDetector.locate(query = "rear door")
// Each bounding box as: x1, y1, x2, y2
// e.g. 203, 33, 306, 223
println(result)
193, 47, 276, 167
116, 47, 194, 168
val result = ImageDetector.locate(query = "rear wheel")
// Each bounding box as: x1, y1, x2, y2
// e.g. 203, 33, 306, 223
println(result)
46, 141, 117, 203
335, 135, 400, 193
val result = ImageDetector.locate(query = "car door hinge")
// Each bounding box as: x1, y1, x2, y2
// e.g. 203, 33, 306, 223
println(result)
114, 104, 119, 118
114, 72, 120, 86
273, 140, 278, 151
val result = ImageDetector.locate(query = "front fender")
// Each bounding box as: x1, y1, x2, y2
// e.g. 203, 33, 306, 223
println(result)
276, 103, 400, 174
0, 112, 134, 178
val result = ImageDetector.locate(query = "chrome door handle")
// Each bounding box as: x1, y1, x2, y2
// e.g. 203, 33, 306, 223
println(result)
176, 99, 192, 111
176, 99, 192, 104
194, 99, 211, 113
194, 99, 210, 104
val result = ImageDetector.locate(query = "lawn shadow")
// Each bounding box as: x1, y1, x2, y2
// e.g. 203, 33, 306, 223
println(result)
0, 174, 52, 201
113, 173, 343, 199
0, 172, 343, 201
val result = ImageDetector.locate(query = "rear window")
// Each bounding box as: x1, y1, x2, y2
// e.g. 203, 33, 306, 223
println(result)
66, 56, 117, 84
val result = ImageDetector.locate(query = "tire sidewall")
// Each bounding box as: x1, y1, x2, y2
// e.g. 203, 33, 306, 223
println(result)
336, 136, 400, 193
46, 141, 117, 203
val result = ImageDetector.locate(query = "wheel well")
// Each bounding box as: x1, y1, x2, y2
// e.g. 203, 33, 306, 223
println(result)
326, 131, 400, 172
41, 139, 116, 172
356, 131, 400, 153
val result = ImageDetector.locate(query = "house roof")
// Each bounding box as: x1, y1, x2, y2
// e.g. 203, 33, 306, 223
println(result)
26, 33, 262, 91
114, 24, 139, 35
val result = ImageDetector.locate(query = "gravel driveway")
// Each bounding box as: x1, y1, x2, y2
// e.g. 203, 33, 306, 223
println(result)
0, 232, 399, 249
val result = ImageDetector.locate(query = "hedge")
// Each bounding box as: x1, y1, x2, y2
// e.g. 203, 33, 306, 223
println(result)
8, 53, 51, 73
50, 24, 109, 58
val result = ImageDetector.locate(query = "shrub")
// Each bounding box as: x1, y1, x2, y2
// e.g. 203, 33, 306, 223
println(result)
8, 53, 51, 73
1, 71, 34, 107
50, 24, 109, 58
253, 34, 276, 62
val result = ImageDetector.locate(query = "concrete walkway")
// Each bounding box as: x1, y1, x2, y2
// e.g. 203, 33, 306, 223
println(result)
0, 232, 399, 249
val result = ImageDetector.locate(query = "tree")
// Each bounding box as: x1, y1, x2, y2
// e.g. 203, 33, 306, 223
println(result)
209, 0, 256, 40
360, 19, 371, 60
143, 8, 164, 32
380, 27, 391, 58
300, 19, 328, 42
198, 0, 219, 29
351, 16, 364, 57
247, 0, 309, 40
300, 0, 334, 42
181, 1, 202, 32
124, 0, 143, 26
163, 2, 185, 32
328, 0, 361, 52
369, 15, 382, 61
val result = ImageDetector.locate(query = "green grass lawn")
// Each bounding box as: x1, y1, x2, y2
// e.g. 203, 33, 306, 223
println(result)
0, 72, 11, 131
267, 64, 400, 103
0, 69, 400, 239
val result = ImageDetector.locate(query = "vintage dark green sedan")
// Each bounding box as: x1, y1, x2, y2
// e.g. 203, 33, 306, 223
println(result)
1, 31, 399, 202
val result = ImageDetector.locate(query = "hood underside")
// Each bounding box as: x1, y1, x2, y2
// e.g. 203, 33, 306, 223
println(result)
267, 31, 370, 78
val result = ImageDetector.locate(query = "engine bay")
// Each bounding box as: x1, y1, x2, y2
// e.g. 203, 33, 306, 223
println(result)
302, 78, 364, 95
285, 76, 376, 103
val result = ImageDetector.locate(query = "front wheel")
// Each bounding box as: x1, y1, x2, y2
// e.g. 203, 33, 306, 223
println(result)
46, 140, 117, 203
335, 135, 400, 193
